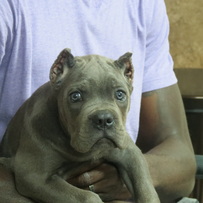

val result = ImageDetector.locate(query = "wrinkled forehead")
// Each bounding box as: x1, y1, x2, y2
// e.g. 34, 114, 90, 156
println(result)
66, 55, 129, 90
76, 55, 115, 72
61, 55, 131, 95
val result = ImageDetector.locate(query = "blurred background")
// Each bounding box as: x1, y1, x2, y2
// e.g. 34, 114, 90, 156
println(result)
165, 0, 203, 201
165, 0, 203, 68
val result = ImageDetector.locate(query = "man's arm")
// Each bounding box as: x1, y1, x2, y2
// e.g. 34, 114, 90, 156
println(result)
137, 84, 196, 202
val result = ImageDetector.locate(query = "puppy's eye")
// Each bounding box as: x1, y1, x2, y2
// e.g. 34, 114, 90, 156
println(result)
70, 92, 82, 102
115, 90, 126, 101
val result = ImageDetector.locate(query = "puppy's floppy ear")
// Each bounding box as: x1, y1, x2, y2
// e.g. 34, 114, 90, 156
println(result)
114, 52, 133, 82
49, 48, 75, 88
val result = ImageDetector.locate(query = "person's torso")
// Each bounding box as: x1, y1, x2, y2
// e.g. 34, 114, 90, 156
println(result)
0, 0, 149, 141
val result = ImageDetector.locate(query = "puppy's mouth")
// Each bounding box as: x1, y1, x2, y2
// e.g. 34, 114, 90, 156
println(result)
91, 137, 117, 150
70, 128, 124, 154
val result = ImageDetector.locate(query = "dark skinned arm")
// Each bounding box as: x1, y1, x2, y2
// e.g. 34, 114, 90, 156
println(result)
137, 84, 196, 202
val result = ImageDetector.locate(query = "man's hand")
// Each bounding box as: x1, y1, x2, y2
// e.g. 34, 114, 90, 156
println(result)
67, 163, 132, 202
0, 164, 35, 203
0, 161, 133, 203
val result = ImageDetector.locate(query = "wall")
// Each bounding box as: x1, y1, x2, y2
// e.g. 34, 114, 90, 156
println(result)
165, 0, 203, 68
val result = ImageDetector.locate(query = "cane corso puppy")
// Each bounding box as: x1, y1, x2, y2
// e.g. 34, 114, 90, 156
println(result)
0, 49, 160, 203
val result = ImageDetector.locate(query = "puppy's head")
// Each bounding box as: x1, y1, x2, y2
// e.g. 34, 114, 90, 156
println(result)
50, 49, 134, 154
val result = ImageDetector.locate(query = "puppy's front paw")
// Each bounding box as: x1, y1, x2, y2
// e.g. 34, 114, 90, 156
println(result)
83, 192, 103, 203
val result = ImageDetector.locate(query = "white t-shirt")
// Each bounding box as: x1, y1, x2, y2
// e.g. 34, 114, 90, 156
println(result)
0, 0, 177, 141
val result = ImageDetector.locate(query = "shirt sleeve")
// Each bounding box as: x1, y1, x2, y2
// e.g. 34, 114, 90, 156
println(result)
0, 1, 16, 65
142, 0, 177, 93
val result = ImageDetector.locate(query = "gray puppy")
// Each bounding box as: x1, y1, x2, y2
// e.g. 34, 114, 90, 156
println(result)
0, 49, 160, 203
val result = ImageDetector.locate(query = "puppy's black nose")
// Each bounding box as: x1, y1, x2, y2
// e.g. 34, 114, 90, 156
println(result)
91, 111, 115, 130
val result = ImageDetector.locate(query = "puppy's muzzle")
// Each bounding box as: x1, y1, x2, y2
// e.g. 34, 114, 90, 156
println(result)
90, 110, 115, 130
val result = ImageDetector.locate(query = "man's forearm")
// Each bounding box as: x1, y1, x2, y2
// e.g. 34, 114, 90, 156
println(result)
144, 137, 196, 203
